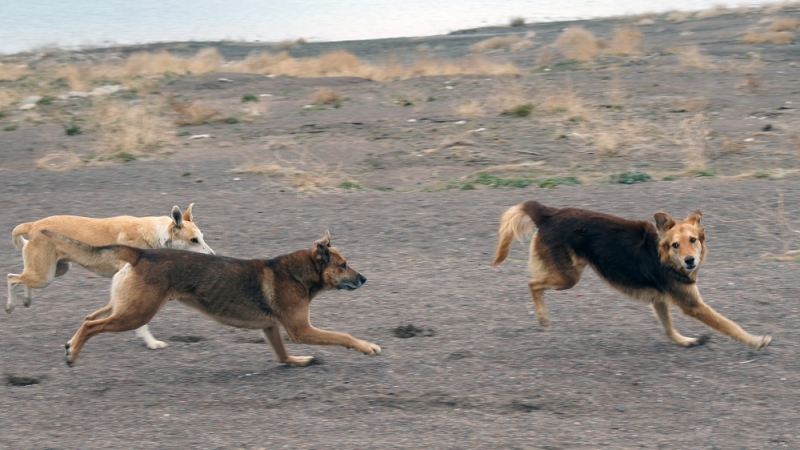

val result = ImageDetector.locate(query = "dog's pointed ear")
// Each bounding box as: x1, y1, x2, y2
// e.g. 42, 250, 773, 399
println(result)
686, 209, 702, 226
171, 206, 183, 229
314, 231, 331, 265
654, 212, 676, 233
183, 203, 194, 222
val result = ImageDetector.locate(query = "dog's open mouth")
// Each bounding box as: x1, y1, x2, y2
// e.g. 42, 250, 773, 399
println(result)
338, 282, 362, 291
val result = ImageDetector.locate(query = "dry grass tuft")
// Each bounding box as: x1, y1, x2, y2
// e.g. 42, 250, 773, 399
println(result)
455, 100, 486, 117
671, 45, 717, 69
673, 97, 710, 112
737, 73, 761, 93
509, 17, 526, 27
35, 151, 84, 171
232, 153, 346, 192
768, 17, 800, 31
695, 4, 729, 19
310, 88, 343, 105
470, 36, 528, 53
0, 63, 30, 81
171, 100, 221, 125
538, 89, 592, 118
55, 64, 91, 91
122, 47, 224, 76
95, 99, 174, 155
638, 18, 656, 26
604, 28, 642, 55
665, 11, 693, 22
741, 30, 794, 44
679, 113, 710, 172
553, 26, 600, 61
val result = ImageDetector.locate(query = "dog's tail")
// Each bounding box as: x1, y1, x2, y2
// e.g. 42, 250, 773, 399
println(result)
40, 230, 142, 267
11, 223, 33, 250
493, 201, 557, 267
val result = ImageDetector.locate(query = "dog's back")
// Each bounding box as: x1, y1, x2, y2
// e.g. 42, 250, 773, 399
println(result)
536, 207, 669, 291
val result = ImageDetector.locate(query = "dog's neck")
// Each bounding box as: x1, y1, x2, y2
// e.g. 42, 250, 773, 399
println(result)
661, 264, 697, 285
278, 251, 327, 300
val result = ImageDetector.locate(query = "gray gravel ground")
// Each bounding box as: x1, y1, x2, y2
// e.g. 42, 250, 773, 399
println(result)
2, 163, 800, 449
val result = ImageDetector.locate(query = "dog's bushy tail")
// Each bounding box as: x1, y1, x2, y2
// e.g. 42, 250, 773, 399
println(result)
11, 223, 33, 250
40, 230, 142, 268
493, 201, 557, 267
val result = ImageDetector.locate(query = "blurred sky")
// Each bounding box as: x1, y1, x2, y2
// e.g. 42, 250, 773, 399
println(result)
0, 0, 779, 54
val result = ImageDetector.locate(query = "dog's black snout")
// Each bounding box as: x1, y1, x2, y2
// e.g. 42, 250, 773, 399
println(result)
684, 256, 695, 266
358, 274, 367, 285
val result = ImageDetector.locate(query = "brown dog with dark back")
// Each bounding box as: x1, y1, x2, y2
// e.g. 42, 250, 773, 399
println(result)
494, 200, 772, 349
40, 229, 380, 367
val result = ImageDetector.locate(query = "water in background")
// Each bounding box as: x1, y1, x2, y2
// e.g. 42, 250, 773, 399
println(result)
0, 0, 779, 54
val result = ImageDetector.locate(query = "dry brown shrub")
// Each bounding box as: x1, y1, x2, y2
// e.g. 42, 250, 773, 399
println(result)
719, 136, 746, 154
310, 88, 342, 105
455, 100, 485, 117
470, 35, 524, 52
695, 4, 729, 19
741, 30, 794, 44
538, 89, 592, 118
122, 48, 223, 76
56, 64, 91, 91
296, 37, 308, 45
0, 88, 20, 110
737, 74, 761, 93
509, 17, 526, 27
673, 97, 710, 112
679, 113, 710, 172
171, 100, 221, 125
554, 26, 600, 61
768, 17, 800, 31
604, 28, 642, 55
671, 46, 716, 69
95, 99, 174, 155
0, 63, 29, 81
638, 18, 656, 26
232, 152, 345, 192
35, 151, 84, 171
665, 11, 692, 22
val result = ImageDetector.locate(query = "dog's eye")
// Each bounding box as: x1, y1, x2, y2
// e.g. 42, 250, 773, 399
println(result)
689, 237, 697, 243
671, 242, 679, 249
340, 262, 347, 269
190, 238, 199, 244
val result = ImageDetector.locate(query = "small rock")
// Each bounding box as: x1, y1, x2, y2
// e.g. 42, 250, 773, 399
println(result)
454, 120, 466, 125
89, 85, 124, 96
18, 96, 41, 109
195, 178, 203, 183
259, 94, 272, 97
189, 134, 211, 140
762, 124, 772, 131
217, 78, 233, 82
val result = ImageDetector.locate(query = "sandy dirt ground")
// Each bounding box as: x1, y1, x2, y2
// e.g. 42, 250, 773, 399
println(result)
2, 6, 800, 450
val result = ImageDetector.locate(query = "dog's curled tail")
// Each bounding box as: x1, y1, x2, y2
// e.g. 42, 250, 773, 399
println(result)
493, 201, 558, 267
11, 223, 33, 250
40, 230, 142, 267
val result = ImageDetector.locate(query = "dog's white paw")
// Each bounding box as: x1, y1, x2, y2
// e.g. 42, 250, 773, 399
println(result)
5, 303, 13, 314
357, 341, 381, 356
285, 355, 315, 366
146, 340, 169, 350
754, 335, 772, 350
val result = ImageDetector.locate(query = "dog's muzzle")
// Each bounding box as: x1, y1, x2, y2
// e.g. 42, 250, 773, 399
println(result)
338, 274, 367, 291
683, 256, 697, 270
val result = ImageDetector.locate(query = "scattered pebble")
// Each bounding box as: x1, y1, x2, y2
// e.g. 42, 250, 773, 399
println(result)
259, 94, 272, 97
89, 85, 124, 96
407, 119, 416, 122
217, 78, 233, 82
744, 138, 754, 142
454, 120, 466, 125
18, 96, 41, 109
233, 177, 241, 181
189, 134, 211, 139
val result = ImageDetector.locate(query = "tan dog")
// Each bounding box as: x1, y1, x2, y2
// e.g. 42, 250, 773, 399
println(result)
7, 204, 215, 349
493, 200, 772, 350
40, 230, 380, 367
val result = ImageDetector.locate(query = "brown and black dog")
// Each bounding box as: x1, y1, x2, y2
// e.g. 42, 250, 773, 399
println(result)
493, 201, 771, 349
40, 229, 381, 367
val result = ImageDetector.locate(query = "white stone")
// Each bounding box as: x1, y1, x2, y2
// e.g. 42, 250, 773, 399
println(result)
89, 85, 124, 96
18, 96, 41, 109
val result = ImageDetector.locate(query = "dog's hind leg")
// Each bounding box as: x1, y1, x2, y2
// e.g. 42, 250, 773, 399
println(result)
526, 242, 586, 326
652, 300, 707, 347
261, 325, 314, 366
135, 325, 168, 350
8, 245, 59, 311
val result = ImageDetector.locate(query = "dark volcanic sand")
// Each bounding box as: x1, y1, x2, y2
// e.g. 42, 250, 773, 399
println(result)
3, 7, 800, 449
2, 163, 800, 449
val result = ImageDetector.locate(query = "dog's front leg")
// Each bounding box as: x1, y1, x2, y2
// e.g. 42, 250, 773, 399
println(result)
287, 326, 381, 355
261, 325, 315, 366
672, 288, 772, 350
135, 325, 168, 350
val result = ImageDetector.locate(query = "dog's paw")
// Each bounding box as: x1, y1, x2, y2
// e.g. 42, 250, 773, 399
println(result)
146, 340, 169, 350
64, 342, 74, 367
754, 335, 772, 350
4, 304, 13, 314
357, 341, 381, 356
537, 316, 550, 327
22, 297, 31, 308
285, 355, 316, 367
